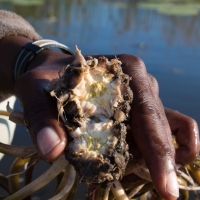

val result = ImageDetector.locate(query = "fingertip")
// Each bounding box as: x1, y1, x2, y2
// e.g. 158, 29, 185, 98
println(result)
149, 160, 179, 200
36, 127, 67, 161
153, 171, 179, 200
166, 171, 179, 198
37, 127, 60, 155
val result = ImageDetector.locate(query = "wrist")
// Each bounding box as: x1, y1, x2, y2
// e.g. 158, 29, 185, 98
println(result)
0, 36, 32, 97
18, 40, 74, 76
0, 36, 73, 99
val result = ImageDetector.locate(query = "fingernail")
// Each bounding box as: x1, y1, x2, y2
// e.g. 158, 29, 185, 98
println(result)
166, 171, 179, 198
37, 127, 60, 155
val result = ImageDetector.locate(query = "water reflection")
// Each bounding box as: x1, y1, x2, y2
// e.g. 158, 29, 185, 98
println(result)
0, 0, 200, 47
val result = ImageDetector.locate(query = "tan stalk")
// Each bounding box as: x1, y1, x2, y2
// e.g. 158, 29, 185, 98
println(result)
0, 110, 9, 116
111, 181, 129, 200
8, 157, 31, 193
0, 142, 37, 158
133, 166, 151, 182
62, 172, 79, 200
177, 176, 189, 200
133, 166, 200, 192
25, 156, 40, 186
53, 165, 71, 195
186, 164, 200, 185
49, 165, 76, 200
177, 169, 194, 186
139, 193, 148, 200
6, 102, 24, 125
4, 156, 68, 200
127, 183, 146, 199
54, 169, 66, 195
178, 185, 200, 191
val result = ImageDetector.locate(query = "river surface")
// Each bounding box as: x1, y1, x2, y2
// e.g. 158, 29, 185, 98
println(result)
0, 0, 200, 199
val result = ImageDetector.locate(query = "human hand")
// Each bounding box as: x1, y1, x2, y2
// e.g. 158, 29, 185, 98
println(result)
16, 52, 198, 199
123, 106, 199, 199
1, 36, 199, 200
117, 54, 199, 199
0, 36, 75, 161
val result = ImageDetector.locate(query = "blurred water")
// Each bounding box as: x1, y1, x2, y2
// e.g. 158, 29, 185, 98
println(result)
0, 0, 200, 199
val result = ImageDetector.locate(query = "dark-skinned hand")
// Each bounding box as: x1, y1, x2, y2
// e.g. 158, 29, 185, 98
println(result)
0, 36, 199, 200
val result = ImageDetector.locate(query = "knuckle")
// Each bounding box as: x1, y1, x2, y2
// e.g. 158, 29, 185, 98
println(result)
182, 117, 199, 142
176, 118, 199, 164
137, 99, 162, 120
119, 54, 146, 70
136, 87, 155, 109
186, 118, 198, 131
147, 73, 159, 93
179, 146, 198, 165
189, 147, 198, 160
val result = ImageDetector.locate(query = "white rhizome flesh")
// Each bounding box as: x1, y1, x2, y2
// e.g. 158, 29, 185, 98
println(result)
48, 47, 133, 186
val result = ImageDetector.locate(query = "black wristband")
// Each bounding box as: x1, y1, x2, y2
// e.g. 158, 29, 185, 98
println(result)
13, 39, 74, 83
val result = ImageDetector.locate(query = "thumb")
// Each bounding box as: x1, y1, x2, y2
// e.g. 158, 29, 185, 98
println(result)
15, 72, 67, 161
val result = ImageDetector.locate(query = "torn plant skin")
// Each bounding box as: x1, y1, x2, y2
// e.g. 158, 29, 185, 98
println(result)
47, 47, 133, 186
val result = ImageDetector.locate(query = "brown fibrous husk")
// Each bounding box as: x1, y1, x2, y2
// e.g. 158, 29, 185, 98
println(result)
48, 47, 133, 186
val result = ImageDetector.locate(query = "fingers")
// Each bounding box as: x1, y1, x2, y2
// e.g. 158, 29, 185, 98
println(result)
15, 68, 67, 161
119, 54, 178, 199
165, 107, 199, 165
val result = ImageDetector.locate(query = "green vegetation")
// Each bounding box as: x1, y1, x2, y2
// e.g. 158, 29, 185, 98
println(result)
138, 2, 200, 16
0, 0, 43, 6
